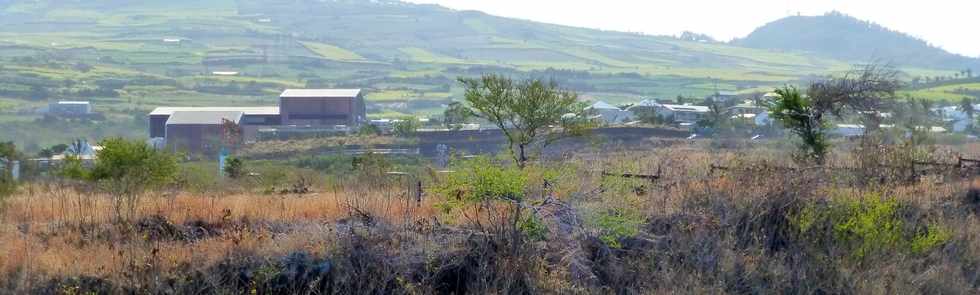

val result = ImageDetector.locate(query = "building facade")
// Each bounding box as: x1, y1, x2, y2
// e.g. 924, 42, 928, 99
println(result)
279, 89, 366, 126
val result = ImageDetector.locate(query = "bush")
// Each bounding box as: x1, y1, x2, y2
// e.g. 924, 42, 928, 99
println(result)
392, 118, 421, 137
793, 194, 951, 260
437, 156, 526, 206
224, 157, 244, 179
591, 208, 644, 248
88, 138, 179, 218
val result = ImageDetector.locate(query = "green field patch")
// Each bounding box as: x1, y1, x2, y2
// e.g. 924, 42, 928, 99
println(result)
368, 90, 419, 102
561, 47, 636, 68
300, 41, 370, 62
399, 47, 467, 64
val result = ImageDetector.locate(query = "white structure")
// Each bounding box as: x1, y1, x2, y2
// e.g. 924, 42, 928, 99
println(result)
755, 112, 773, 127
933, 105, 980, 133
586, 101, 634, 124
49, 101, 92, 115
627, 99, 711, 124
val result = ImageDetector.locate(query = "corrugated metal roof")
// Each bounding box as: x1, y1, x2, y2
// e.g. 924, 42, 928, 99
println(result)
280, 89, 362, 98
166, 111, 244, 125
662, 104, 711, 112
150, 106, 279, 116
587, 101, 620, 110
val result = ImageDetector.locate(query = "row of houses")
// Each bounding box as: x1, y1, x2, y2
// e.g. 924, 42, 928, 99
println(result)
586, 98, 768, 126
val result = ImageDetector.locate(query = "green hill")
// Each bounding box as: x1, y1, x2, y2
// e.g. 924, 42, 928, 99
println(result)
0, 0, 965, 148
733, 11, 980, 71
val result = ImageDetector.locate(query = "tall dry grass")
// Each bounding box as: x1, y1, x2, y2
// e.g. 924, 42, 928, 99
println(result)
0, 181, 437, 289
0, 142, 978, 293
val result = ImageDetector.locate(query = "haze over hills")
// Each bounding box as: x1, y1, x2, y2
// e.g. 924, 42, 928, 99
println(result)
733, 11, 980, 70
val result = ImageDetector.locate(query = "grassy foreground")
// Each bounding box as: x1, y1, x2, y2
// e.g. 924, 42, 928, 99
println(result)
1, 141, 980, 294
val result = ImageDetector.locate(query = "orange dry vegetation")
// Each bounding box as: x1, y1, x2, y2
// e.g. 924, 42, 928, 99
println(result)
0, 184, 437, 282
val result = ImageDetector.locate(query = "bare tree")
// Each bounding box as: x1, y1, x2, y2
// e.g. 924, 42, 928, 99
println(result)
807, 63, 903, 134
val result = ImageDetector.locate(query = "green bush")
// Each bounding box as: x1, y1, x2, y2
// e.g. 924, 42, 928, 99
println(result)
224, 157, 244, 179
793, 194, 950, 260
437, 156, 527, 206
591, 208, 644, 248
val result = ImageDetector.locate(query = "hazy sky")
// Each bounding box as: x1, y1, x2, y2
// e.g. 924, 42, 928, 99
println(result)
407, 0, 980, 57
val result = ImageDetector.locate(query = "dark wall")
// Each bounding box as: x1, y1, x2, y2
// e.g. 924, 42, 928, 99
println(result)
165, 124, 225, 154
280, 95, 365, 126
417, 127, 691, 157
150, 115, 169, 138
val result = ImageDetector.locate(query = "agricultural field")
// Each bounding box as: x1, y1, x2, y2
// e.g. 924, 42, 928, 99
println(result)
0, 0, 966, 150
904, 81, 980, 102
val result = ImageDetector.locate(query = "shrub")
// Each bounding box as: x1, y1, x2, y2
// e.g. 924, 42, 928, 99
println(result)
437, 156, 527, 206
89, 138, 179, 218
793, 194, 951, 260
392, 118, 420, 137
224, 157, 244, 179
591, 208, 644, 248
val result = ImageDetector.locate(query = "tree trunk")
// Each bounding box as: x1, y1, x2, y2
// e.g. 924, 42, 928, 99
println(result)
517, 144, 528, 168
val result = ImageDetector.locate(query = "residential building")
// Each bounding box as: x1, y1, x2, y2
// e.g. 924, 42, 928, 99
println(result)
628, 100, 710, 124
586, 101, 634, 124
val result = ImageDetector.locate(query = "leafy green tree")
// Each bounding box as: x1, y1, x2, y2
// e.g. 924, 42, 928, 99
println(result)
767, 86, 830, 164
458, 74, 590, 168
392, 117, 421, 137
89, 138, 179, 218
443, 101, 474, 130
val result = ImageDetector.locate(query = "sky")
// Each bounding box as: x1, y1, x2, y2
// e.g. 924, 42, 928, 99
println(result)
407, 0, 980, 57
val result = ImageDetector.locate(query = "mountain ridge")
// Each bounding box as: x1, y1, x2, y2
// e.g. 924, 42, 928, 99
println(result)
732, 11, 979, 70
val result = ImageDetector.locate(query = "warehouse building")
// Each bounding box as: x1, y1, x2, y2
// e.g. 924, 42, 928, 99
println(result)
279, 89, 366, 127
148, 89, 365, 153
164, 111, 244, 153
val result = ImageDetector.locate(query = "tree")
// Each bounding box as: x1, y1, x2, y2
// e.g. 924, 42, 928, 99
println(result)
959, 97, 975, 120
459, 74, 590, 168
392, 117, 421, 137
443, 101, 473, 130
767, 86, 830, 164
89, 138, 178, 219
807, 63, 902, 135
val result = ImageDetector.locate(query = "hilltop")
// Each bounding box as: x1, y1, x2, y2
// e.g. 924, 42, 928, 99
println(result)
734, 11, 980, 70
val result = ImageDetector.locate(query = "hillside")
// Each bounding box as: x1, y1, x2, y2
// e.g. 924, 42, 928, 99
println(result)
734, 11, 980, 70
0, 0, 964, 149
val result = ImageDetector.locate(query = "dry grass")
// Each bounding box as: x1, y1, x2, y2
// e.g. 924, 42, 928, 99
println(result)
1, 142, 978, 293
0, 183, 438, 287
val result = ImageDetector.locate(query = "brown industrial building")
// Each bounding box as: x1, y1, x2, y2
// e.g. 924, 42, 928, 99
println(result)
164, 111, 244, 153
279, 89, 365, 126
149, 89, 365, 153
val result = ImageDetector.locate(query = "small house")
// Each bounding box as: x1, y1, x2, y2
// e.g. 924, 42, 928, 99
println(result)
586, 101, 634, 124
